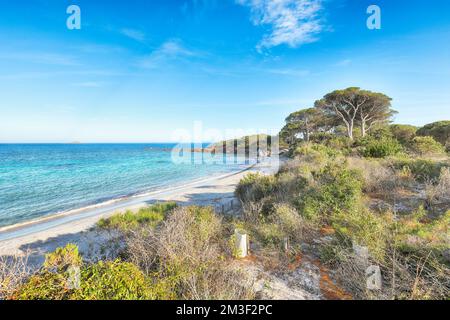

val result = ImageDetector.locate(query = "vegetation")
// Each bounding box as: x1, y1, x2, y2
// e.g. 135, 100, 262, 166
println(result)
417, 121, 450, 149
359, 136, 403, 158
97, 202, 177, 231
2, 87, 448, 301
12, 245, 154, 300
390, 124, 418, 145
7, 205, 254, 300
233, 88, 449, 299
208, 134, 274, 156
408, 136, 445, 156
314, 87, 396, 140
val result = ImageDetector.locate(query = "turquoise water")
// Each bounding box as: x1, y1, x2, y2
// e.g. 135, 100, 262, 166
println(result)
0, 144, 245, 227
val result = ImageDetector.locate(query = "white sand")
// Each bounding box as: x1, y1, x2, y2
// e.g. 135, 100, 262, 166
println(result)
0, 159, 279, 263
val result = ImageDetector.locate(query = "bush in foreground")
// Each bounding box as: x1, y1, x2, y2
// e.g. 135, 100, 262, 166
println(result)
12, 244, 153, 300
124, 206, 254, 300
299, 163, 363, 223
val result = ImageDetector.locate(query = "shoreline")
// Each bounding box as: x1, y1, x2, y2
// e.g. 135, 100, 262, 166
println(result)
0, 158, 280, 257
0, 166, 249, 234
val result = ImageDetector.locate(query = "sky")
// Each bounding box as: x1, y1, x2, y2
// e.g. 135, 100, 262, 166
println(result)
0, 0, 449, 143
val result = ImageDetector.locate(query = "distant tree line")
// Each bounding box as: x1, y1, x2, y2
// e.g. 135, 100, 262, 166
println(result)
280, 87, 449, 151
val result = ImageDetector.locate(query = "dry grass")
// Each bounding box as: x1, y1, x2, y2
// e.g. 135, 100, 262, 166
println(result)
0, 253, 31, 300
123, 206, 255, 300
425, 167, 450, 209
347, 157, 398, 195
324, 242, 449, 300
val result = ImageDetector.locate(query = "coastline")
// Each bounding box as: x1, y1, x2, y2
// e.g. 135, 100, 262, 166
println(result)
0, 166, 248, 234
0, 158, 279, 258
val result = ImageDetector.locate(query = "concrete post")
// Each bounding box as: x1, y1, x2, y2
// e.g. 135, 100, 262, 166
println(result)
283, 237, 290, 253
234, 229, 248, 258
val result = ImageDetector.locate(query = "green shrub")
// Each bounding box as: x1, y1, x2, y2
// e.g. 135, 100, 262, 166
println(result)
368, 126, 394, 140
272, 204, 304, 237
97, 202, 177, 231
392, 158, 449, 182
13, 270, 73, 300
14, 244, 153, 300
310, 132, 335, 143
332, 206, 388, 261
294, 143, 340, 158
235, 173, 276, 203
326, 137, 353, 154
254, 223, 284, 247
74, 260, 153, 300
360, 137, 403, 158
299, 163, 363, 223
44, 243, 82, 272
417, 121, 450, 147
409, 136, 445, 156
395, 209, 449, 255
390, 124, 417, 145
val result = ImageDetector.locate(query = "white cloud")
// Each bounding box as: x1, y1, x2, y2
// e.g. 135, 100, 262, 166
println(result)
335, 59, 352, 67
0, 52, 80, 66
72, 81, 107, 88
237, 0, 324, 51
120, 28, 146, 42
266, 68, 310, 76
138, 39, 201, 69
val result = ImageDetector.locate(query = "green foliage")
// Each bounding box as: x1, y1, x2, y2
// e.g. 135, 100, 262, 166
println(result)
97, 202, 177, 231
409, 136, 445, 156
14, 244, 154, 300
394, 209, 450, 265
44, 243, 82, 272
360, 136, 403, 158
299, 163, 363, 223
390, 124, 417, 145
283, 107, 333, 143
294, 143, 340, 159
74, 260, 153, 300
271, 204, 304, 238
392, 158, 449, 182
332, 206, 388, 261
315, 87, 395, 139
13, 270, 73, 300
417, 121, 450, 147
368, 126, 394, 140
255, 223, 284, 247
185, 206, 222, 244
235, 173, 276, 203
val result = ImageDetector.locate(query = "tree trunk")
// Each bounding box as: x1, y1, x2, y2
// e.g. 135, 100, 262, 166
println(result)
348, 121, 354, 140
361, 120, 366, 137
305, 117, 310, 142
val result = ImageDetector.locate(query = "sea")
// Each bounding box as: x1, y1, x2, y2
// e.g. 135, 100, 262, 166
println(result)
0, 143, 246, 227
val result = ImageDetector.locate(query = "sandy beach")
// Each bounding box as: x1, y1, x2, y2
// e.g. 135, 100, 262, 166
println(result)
0, 158, 279, 265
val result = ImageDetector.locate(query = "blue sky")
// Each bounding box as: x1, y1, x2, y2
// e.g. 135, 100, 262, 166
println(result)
0, 0, 449, 142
